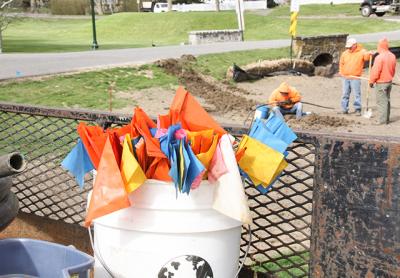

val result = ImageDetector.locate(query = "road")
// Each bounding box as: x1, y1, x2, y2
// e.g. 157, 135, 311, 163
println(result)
0, 30, 399, 80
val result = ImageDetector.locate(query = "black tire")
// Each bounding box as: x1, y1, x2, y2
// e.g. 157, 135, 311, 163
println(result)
375, 12, 385, 17
361, 5, 372, 17
0, 191, 19, 232
0, 176, 12, 202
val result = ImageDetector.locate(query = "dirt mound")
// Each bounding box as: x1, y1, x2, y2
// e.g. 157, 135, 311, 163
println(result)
155, 57, 256, 114
287, 114, 356, 130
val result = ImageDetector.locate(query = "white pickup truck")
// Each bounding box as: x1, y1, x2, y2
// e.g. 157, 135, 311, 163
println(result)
140, 1, 169, 12
360, 0, 400, 17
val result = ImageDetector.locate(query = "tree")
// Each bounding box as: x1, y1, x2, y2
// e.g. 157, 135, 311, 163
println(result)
167, 0, 172, 12
30, 0, 36, 12
215, 0, 220, 12
0, 0, 16, 53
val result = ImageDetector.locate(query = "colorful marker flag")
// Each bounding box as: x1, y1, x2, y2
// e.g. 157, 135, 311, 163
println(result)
120, 134, 147, 194
85, 137, 130, 227
61, 139, 94, 188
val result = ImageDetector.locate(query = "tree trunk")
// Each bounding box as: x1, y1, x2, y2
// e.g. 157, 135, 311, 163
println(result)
167, 0, 172, 12
30, 0, 36, 13
0, 30, 3, 54
95, 0, 104, 15
215, 0, 220, 12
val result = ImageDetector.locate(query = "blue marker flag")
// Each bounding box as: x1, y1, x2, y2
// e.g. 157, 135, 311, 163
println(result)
61, 139, 94, 188
159, 124, 181, 158
249, 118, 288, 154
182, 141, 205, 194
168, 142, 180, 197
265, 112, 297, 145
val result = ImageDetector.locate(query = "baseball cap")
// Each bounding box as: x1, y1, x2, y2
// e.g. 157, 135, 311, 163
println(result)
345, 38, 357, 48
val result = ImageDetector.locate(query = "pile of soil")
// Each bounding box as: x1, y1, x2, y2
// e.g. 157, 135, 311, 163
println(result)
155, 56, 256, 115
287, 114, 356, 130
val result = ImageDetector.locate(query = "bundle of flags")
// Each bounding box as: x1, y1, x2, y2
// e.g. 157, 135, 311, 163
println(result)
61, 87, 296, 227
237, 112, 297, 194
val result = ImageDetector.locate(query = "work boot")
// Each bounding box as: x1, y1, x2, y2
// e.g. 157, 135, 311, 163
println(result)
337, 111, 348, 115
355, 110, 362, 116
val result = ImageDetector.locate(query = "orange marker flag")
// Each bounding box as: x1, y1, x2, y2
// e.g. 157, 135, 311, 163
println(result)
170, 87, 227, 137
77, 122, 106, 169
85, 136, 130, 227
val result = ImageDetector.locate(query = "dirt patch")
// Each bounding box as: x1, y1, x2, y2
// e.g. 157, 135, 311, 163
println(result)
155, 56, 257, 119
287, 114, 356, 130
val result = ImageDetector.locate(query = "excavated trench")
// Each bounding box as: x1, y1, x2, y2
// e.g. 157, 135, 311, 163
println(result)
155, 56, 355, 129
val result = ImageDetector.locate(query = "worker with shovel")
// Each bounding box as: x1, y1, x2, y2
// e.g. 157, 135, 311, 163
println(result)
369, 38, 397, 125
339, 38, 371, 116
269, 82, 303, 121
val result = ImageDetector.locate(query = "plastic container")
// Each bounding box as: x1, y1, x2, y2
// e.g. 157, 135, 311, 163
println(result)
93, 179, 243, 278
254, 105, 269, 120
0, 238, 94, 278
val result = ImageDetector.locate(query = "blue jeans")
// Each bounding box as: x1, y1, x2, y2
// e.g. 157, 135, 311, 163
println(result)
341, 78, 361, 112
272, 102, 303, 121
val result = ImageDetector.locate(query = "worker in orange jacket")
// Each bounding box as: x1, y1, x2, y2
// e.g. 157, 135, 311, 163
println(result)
369, 38, 396, 125
269, 82, 302, 121
339, 38, 371, 115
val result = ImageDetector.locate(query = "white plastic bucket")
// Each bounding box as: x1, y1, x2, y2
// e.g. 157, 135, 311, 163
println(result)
92, 179, 243, 278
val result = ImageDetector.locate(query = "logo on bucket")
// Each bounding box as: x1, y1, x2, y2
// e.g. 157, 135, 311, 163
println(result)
158, 255, 213, 278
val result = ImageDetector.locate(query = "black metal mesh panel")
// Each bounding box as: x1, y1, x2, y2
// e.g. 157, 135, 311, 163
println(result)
0, 111, 93, 224
241, 142, 315, 277
0, 103, 316, 277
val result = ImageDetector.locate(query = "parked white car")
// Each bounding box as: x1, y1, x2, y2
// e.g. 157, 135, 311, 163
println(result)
154, 3, 169, 13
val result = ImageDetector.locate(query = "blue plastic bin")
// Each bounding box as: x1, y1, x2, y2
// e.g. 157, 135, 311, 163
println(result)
254, 105, 269, 120
0, 238, 94, 278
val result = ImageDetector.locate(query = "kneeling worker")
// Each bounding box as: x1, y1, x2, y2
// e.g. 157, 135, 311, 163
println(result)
269, 82, 303, 121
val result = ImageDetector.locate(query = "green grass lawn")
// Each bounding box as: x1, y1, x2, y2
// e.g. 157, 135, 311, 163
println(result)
0, 64, 177, 110
268, 3, 360, 17
194, 47, 289, 79
3, 6, 400, 52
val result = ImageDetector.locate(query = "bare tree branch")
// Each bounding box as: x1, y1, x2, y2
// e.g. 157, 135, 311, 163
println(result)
1, 0, 14, 9
0, 0, 17, 52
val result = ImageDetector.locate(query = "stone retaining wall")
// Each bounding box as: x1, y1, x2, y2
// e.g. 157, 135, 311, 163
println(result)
188, 29, 243, 45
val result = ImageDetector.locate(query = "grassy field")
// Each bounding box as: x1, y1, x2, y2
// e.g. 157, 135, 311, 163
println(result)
194, 47, 289, 79
3, 4, 400, 52
268, 3, 360, 17
0, 64, 177, 110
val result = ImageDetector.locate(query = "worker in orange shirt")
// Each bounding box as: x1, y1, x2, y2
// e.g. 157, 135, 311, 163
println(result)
369, 38, 397, 125
269, 82, 302, 121
339, 38, 371, 116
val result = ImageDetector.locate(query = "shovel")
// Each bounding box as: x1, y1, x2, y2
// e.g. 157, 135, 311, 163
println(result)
363, 57, 373, 119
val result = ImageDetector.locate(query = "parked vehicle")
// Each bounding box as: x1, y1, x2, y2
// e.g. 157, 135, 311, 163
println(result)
360, 0, 400, 17
140, 0, 169, 12
140, 0, 156, 12
153, 2, 169, 12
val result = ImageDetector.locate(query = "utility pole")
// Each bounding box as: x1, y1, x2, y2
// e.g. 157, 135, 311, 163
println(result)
90, 0, 99, 49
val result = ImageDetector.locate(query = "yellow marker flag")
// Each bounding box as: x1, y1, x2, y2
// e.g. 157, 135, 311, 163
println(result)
120, 134, 147, 194
237, 135, 288, 186
289, 12, 298, 37
196, 134, 218, 170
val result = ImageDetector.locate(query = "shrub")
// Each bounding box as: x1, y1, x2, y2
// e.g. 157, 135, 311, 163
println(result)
50, 0, 89, 15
